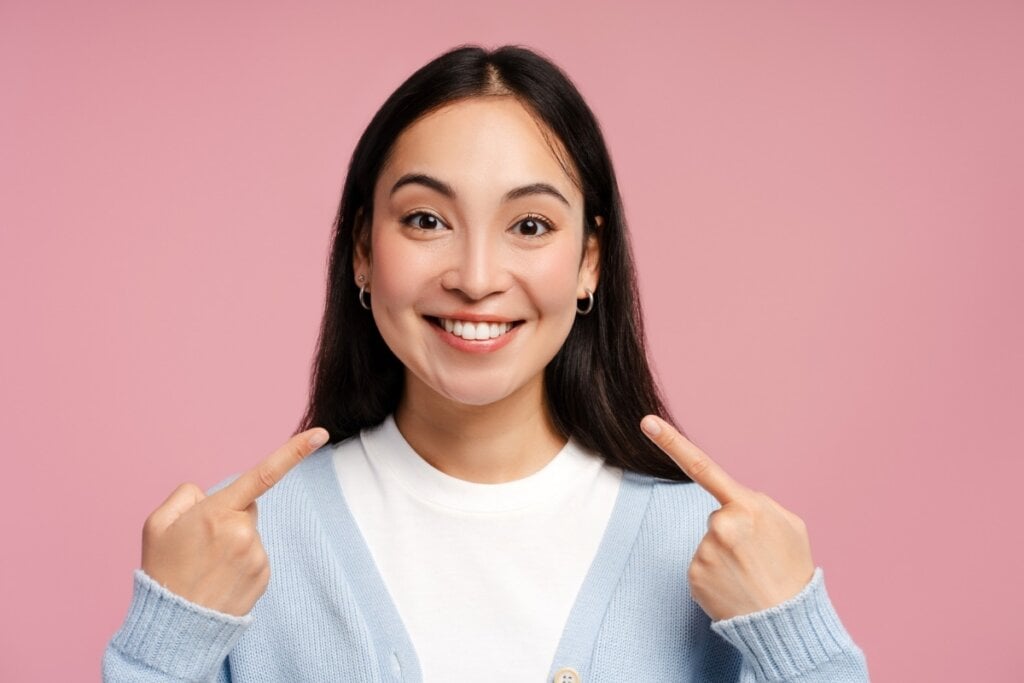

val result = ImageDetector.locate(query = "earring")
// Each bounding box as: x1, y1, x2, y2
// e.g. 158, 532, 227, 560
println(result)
576, 288, 594, 315
357, 275, 371, 310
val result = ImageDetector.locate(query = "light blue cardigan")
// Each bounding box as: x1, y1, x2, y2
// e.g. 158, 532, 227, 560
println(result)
103, 441, 870, 682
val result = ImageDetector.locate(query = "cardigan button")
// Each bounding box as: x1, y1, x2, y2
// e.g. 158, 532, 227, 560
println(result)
553, 667, 580, 683
389, 651, 401, 677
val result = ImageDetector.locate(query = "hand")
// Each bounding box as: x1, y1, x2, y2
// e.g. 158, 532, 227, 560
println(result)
640, 415, 815, 621
140, 427, 329, 616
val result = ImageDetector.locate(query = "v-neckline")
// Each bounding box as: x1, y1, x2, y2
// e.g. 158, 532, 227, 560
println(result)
299, 439, 655, 682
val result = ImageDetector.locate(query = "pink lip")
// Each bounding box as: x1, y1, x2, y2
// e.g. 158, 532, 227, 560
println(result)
427, 317, 521, 354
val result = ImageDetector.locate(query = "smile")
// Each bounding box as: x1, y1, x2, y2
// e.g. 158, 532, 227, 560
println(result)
428, 316, 523, 341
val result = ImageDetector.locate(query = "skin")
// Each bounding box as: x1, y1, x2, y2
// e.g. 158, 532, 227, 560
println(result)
138, 94, 817, 623
141, 428, 329, 616
354, 96, 600, 483
641, 415, 816, 621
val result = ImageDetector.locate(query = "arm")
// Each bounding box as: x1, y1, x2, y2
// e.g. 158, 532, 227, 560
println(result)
639, 416, 869, 681
709, 567, 869, 682
103, 427, 329, 682
102, 569, 248, 682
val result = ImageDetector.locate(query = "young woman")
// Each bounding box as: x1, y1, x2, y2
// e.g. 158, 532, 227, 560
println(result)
104, 45, 869, 682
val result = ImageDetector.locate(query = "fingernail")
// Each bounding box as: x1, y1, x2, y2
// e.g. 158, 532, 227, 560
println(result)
308, 429, 329, 449
641, 416, 661, 436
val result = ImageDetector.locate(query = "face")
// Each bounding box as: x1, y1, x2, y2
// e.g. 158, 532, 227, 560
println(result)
354, 96, 600, 408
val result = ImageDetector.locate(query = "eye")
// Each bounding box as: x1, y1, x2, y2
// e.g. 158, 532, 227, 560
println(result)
511, 214, 554, 238
401, 211, 447, 231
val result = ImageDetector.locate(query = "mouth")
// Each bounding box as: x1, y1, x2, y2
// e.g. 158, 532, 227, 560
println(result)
425, 316, 525, 342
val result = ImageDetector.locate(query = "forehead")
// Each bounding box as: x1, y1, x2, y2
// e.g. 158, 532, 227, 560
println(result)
378, 97, 581, 206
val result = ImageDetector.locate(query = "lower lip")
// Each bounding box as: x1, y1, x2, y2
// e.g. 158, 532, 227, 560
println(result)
427, 318, 522, 354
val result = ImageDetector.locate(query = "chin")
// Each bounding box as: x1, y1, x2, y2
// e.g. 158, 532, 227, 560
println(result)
436, 386, 518, 408
428, 373, 528, 409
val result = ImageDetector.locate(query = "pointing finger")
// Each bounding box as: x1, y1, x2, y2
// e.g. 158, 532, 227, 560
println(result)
213, 428, 329, 510
640, 415, 749, 505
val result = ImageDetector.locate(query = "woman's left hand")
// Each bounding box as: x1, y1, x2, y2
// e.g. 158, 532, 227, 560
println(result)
640, 415, 816, 622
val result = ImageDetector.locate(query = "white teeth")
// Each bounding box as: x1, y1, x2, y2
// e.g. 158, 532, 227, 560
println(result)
437, 318, 515, 341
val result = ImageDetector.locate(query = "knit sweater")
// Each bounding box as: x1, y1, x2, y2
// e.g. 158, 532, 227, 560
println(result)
103, 436, 870, 682
336, 415, 625, 681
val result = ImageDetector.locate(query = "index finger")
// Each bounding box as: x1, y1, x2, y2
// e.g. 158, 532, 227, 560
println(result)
640, 415, 749, 504
213, 427, 329, 510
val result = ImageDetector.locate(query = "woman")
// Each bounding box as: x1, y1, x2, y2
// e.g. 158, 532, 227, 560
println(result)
104, 45, 869, 682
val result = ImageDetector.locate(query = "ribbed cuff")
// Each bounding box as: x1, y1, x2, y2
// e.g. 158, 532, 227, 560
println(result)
109, 569, 253, 680
710, 567, 857, 681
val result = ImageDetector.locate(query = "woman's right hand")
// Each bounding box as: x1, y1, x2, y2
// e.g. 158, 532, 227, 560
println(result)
139, 427, 330, 617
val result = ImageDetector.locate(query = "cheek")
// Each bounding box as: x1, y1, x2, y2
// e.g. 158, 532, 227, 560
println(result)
369, 234, 430, 309
524, 247, 584, 313
367, 248, 431, 368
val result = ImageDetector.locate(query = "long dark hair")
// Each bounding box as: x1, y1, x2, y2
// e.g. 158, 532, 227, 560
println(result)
296, 44, 692, 482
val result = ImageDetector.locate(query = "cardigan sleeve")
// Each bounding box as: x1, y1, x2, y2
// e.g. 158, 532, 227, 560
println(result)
708, 567, 870, 682
102, 569, 249, 682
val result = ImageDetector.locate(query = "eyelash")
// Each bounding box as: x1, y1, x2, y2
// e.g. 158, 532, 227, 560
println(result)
399, 211, 556, 238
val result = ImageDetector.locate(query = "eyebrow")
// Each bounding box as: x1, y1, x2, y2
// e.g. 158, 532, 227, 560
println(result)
389, 172, 571, 208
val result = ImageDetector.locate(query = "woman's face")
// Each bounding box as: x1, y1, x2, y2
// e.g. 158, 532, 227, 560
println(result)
355, 96, 600, 408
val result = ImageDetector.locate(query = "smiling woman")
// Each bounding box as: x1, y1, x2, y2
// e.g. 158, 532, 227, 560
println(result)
103, 45, 870, 682
361, 97, 599, 455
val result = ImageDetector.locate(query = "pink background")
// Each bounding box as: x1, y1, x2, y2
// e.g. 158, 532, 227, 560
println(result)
2, 1, 1021, 680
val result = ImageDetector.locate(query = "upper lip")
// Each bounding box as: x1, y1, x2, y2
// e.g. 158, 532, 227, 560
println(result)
428, 312, 522, 323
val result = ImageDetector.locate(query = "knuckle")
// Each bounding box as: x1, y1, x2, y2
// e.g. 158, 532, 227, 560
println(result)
246, 545, 269, 573
290, 437, 309, 458
687, 555, 709, 584
254, 465, 279, 493
708, 514, 742, 546
688, 455, 712, 478
177, 481, 203, 497
142, 512, 162, 539
227, 522, 259, 547
256, 563, 271, 586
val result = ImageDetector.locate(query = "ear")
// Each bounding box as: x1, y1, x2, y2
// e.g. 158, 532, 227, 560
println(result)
578, 215, 602, 295
352, 207, 372, 285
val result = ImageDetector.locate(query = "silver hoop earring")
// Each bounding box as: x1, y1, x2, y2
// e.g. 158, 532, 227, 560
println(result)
576, 288, 594, 315
358, 284, 371, 310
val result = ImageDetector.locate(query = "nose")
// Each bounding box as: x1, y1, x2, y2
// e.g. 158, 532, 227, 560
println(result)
439, 229, 513, 301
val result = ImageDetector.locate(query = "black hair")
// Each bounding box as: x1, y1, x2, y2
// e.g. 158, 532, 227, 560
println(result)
296, 44, 692, 482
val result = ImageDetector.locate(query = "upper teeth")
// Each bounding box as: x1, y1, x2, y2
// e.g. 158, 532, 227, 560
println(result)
440, 318, 514, 341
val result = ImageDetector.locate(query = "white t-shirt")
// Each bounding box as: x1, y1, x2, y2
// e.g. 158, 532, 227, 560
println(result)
332, 415, 623, 682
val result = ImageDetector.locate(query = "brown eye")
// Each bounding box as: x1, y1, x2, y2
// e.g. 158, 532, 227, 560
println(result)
402, 212, 445, 230
511, 215, 552, 237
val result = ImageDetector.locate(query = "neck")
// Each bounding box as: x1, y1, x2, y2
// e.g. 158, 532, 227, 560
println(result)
394, 373, 567, 484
